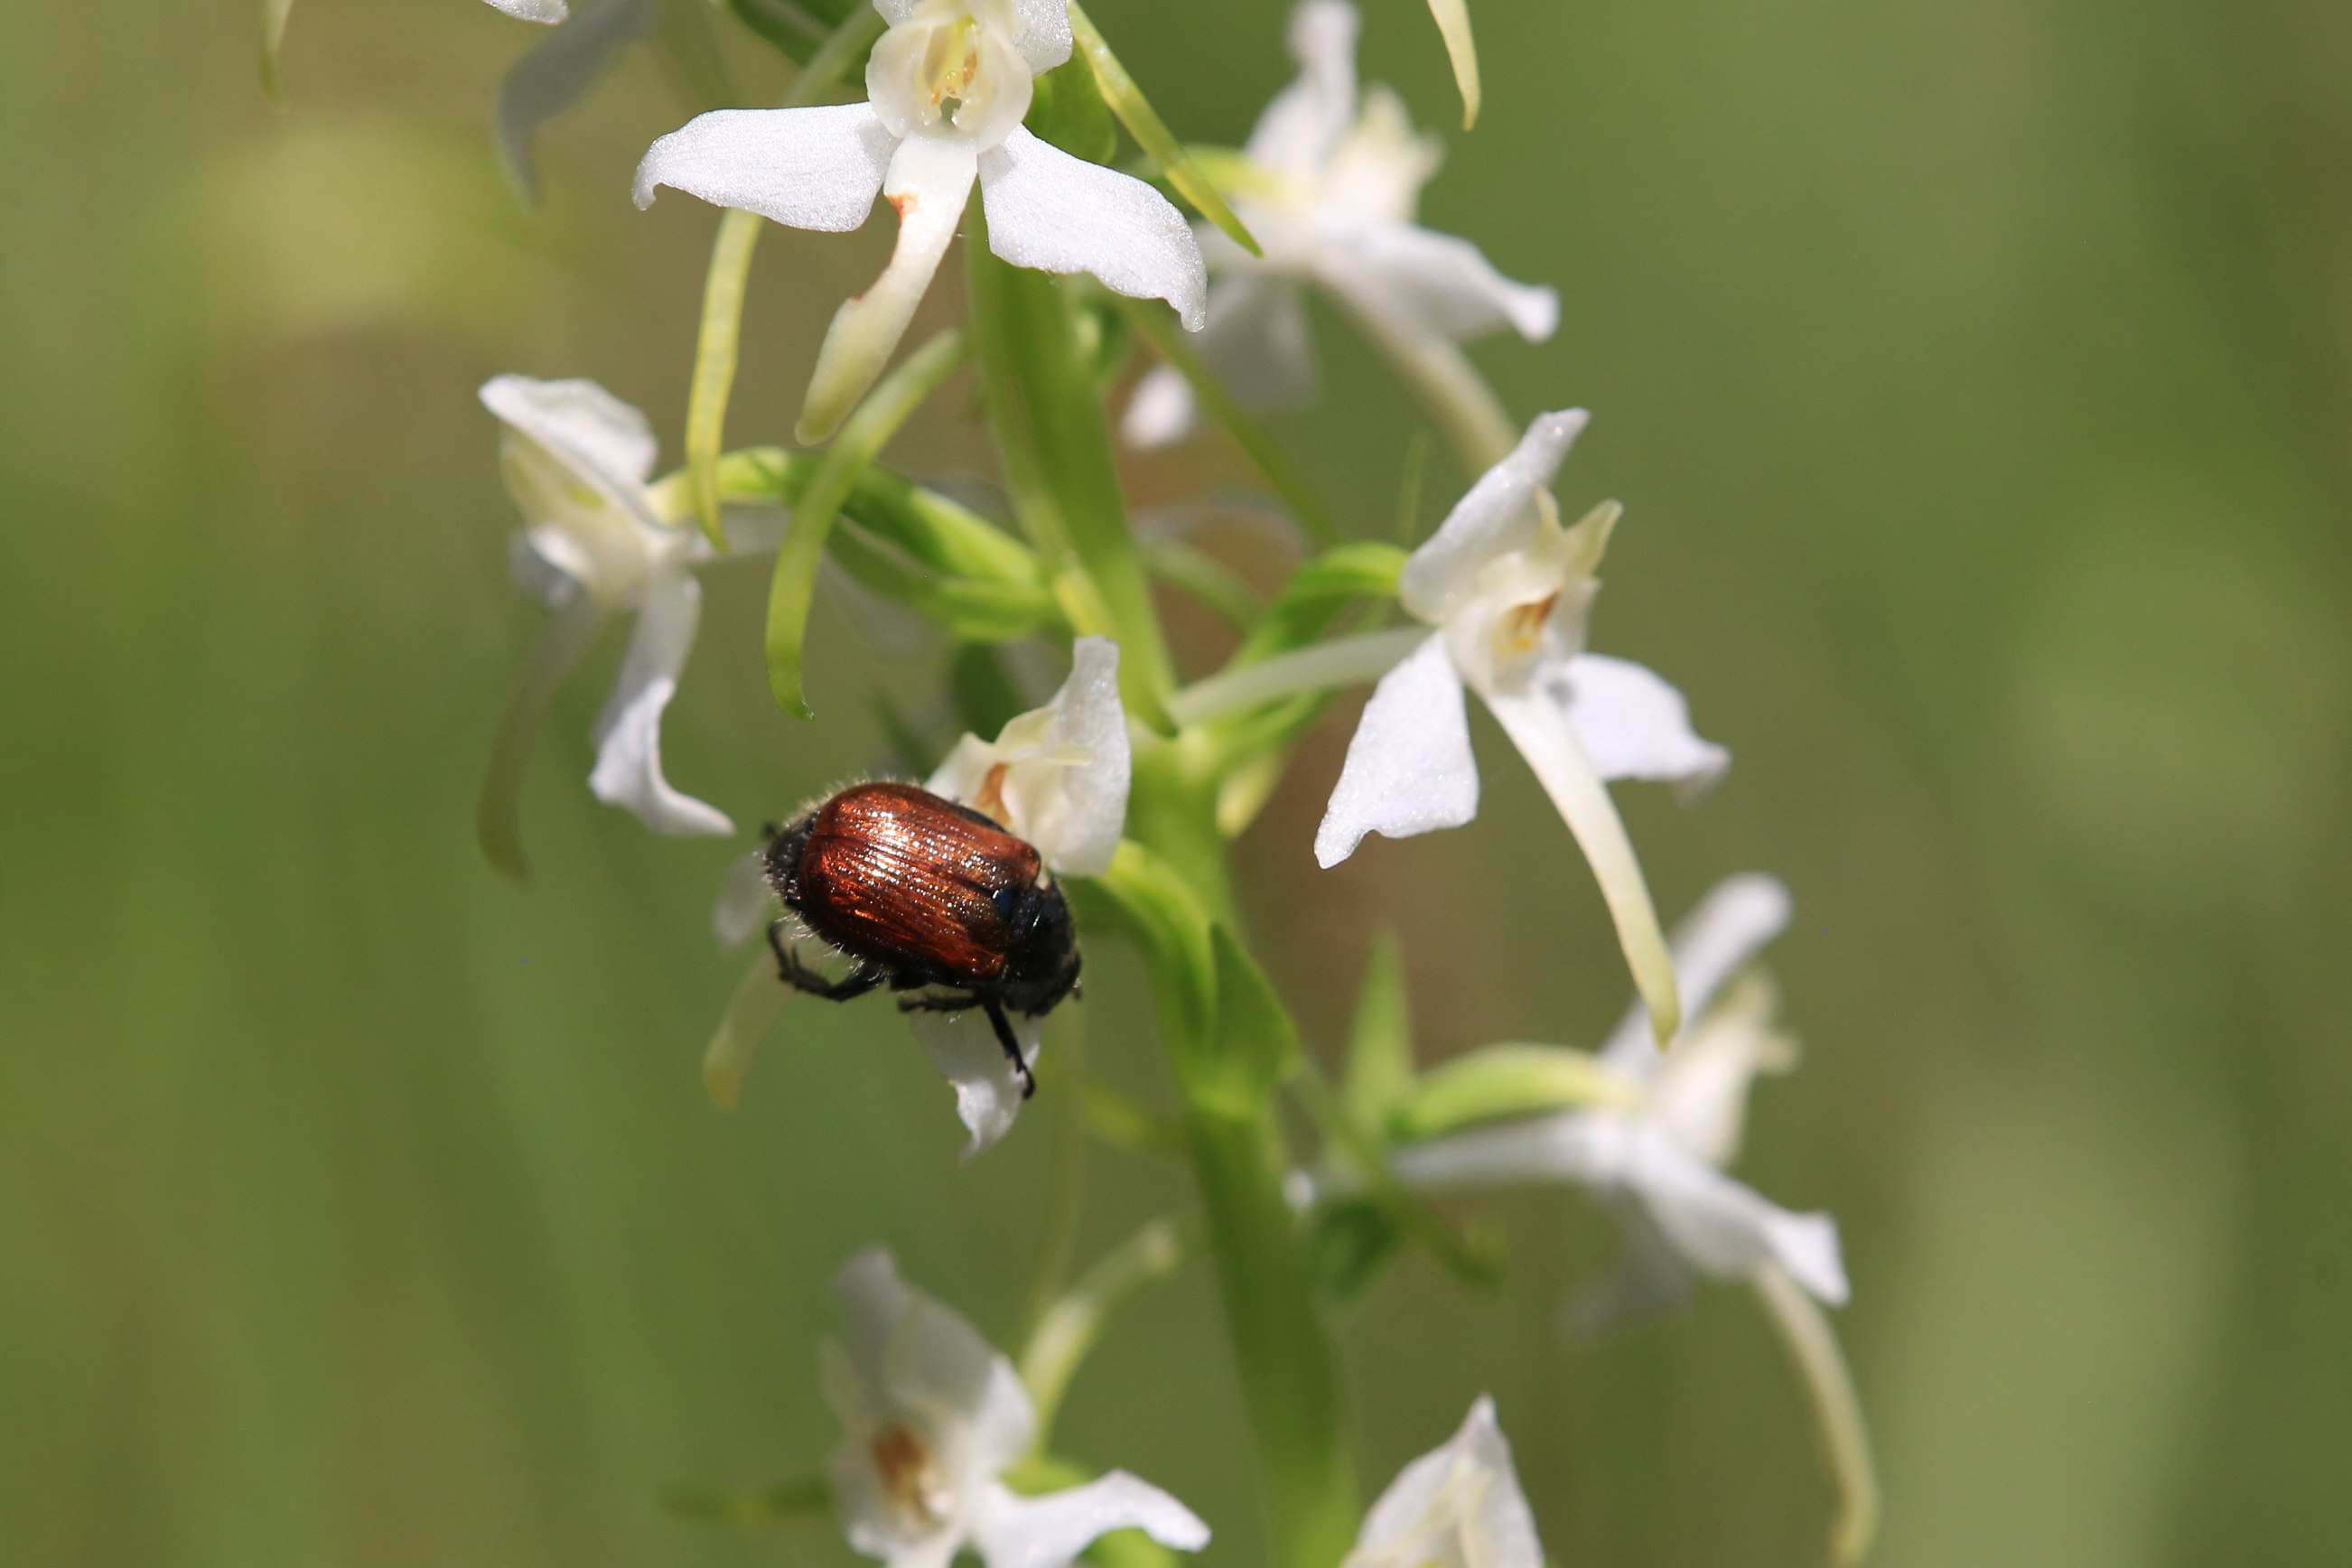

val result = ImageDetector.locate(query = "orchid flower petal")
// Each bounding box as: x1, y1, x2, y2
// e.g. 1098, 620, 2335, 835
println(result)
633, 103, 896, 231
1388, 1111, 1612, 1190
1344, 1397, 1542, 1568
1339, 223, 1557, 342
871, 0, 1069, 71
979, 128, 1208, 330
1314, 632, 1479, 868
480, 373, 661, 518
1600, 873, 1790, 1069
1647, 972, 1796, 1167
586, 572, 733, 836
483, 0, 568, 21
832, 1248, 1039, 1467
1479, 678, 1680, 1043
1244, 0, 1360, 180
1397, 408, 1589, 622
1119, 273, 1315, 448
1550, 653, 1729, 790
799, 135, 977, 445
1026, 637, 1131, 876
714, 848, 777, 948
908, 1009, 1043, 1161
1623, 1126, 1849, 1303
496, 0, 653, 199
1119, 366, 1196, 449
973, 1475, 1209, 1568
925, 638, 1130, 876
1560, 1204, 1698, 1334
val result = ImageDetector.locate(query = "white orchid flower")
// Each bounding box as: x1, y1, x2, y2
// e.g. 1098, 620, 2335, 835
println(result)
912, 635, 1130, 1153
1391, 874, 1848, 1316
1315, 409, 1724, 1041
1120, 0, 1554, 467
635, 0, 1208, 445
1342, 1397, 1543, 1568
479, 374, 781, 872
707, 639, 1128, 1154
482, 0, 569, 19
822, 1248, 1210, 1568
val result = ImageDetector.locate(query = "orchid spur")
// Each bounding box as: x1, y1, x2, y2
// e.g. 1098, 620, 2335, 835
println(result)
1121, 0, 1554, 470
635, 0, 1207, 446
822, 1248, 1210, 1568
476, 374, 780, 874
477, 0, 655, 201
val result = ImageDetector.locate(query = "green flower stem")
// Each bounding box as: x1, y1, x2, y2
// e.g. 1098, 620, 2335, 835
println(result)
765, 326, 967, 717
682, 2, 887, 544
1115, 297, 1335, 548
1082, 842, 1358, 1568
966, 229, 1177, 730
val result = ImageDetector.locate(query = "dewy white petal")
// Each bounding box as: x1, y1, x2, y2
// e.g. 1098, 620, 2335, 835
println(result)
1313, 632, 1479, 868
714, 848, 776, 948
1340, 222, 1559, 342
1027, 636, 1130, 877
926, 637, 1129, 877
481, 374, 660, 514
1244, 0, 1359, 180
972, 1474, 1209, 1568
1622, 1125, 1848, 1303
800, 135, 978, 444
909, 1009, 1043, 1160
586, 573, 734, 836
632, 103, 896, 230
1601, 873, 1790, 1071
979, 128, 1208, 330
1479, 679, 1680, 1042
482, 0, 568, 22
1549, 653, 1729, 791
1344, 1396, 1543, 1568
1004, 0, 1074, 74
1398, 409, 1589, 623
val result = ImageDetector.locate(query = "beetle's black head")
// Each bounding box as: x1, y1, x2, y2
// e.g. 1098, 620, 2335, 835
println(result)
995, 880, 1082, 1017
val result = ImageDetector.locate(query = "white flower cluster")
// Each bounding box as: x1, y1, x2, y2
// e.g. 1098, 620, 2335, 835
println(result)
455, 0, 1869, 1557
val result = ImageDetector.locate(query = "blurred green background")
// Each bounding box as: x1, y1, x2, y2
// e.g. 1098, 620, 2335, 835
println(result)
4, 0, 2347, 1563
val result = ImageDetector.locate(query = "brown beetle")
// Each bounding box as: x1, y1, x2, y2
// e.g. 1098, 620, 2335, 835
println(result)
761, 781, 1080, 1097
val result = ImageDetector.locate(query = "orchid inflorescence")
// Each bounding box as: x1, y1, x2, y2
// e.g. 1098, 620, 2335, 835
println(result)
287, 0, 1881, 1561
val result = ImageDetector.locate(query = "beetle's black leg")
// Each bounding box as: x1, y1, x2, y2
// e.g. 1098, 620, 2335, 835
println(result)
767, 920, 885, 1002
984, 1001, 1036, 1100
